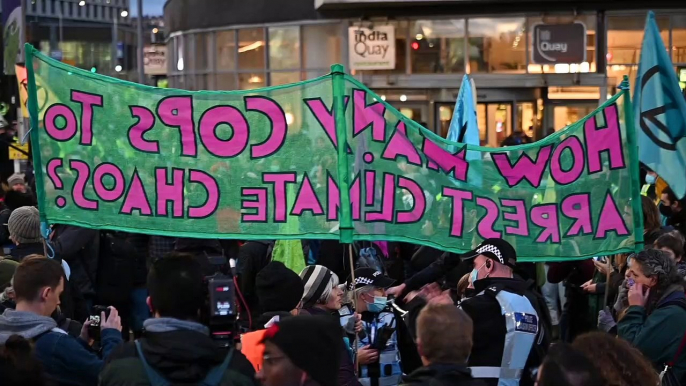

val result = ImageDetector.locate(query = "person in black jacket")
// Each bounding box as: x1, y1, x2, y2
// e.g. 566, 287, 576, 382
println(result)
237, 240, 273, 323
254, 261, 304, 329
401, 303, 485, 386
660, 187, 686, 239
100, 252, 257, 386
458, 239, 551, 386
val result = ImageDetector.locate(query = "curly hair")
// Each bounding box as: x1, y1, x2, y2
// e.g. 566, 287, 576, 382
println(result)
573, 332, 659, 386
631, 248, 682, 314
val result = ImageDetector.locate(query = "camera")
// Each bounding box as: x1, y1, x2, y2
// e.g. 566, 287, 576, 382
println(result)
200, 253, 238, 348
88, 305, 111, 341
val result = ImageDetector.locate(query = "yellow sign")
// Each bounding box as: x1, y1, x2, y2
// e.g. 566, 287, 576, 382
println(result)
9, 142, 29, 160
15, 64, 28, 118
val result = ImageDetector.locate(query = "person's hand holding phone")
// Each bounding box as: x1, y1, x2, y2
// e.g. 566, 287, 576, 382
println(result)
628, 282, 650, 307
80, 319, 93, 343
101, 306, 122, 332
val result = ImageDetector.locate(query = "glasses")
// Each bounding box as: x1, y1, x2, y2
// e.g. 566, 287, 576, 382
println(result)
263, 354, 287, 367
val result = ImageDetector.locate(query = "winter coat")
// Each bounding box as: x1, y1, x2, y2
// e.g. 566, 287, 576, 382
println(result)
547, 260, 595, 342
0, 308, 122, 386
401, 363, 487, 386
236, 240, 272, 321
303, 307, 363, 386
50, 225, 100, 298
7, 242, 45, 261
618, 284, 686, 380
99, 318, 257, 386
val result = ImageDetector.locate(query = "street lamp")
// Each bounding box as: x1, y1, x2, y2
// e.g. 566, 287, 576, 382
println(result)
115, 65, 123, 72
78, 0, 85, 6
120, 10, 128, 17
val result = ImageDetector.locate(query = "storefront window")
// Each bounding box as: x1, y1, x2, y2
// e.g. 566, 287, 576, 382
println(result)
238, 28, 266, 70
269, 26, 300, 70
270, 72, 301, 86
554, 105, 596, 130
303, 24, 342, 70
216, 73, 237, 91
607, 15, 669, 64
194, 33, 212, 71
411, 19, 465, 73
606, 64, 638, 93
526, 15, 596, 74
673, 15, 686, 64
468, 17, 526, 73
216, 30, 236, 70
239, 73, 266, 90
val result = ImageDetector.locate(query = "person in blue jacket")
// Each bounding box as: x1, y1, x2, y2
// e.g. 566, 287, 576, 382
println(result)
0, 256, 123, 385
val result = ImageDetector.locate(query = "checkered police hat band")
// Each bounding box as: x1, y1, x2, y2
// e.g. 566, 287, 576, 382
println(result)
476, 244, 504, 264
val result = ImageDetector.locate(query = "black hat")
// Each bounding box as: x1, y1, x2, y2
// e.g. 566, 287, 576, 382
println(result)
347, 267, 395, 291
256, 262, 305, 313
462, 238, 517, 269
262, 315, 342, 386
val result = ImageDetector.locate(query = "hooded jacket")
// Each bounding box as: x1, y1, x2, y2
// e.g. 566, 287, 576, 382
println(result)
99, 318, 257, 386
0, 308, 122, 385
401, 363, 487, 386
618, 284, 686, 380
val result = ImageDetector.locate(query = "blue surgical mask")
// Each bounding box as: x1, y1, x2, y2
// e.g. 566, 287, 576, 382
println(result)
366, 296, 387, 313
645, 174, 657, 185
470, 262, 488, 284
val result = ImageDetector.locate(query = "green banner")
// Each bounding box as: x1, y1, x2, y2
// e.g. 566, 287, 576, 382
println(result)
26, 45, 643, 261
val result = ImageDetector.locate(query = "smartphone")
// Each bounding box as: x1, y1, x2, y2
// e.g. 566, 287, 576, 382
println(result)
88, 306, 110, 341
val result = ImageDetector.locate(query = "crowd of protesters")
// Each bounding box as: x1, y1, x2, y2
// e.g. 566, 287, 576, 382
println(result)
0, 168, 685, 386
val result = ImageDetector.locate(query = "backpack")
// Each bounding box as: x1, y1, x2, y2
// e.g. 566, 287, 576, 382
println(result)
95, 231, 137, 306
135, 341, 252, 386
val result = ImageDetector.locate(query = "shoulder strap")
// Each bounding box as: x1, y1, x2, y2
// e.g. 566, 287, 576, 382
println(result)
134, 340, 171, 386
201, 348, 235, 386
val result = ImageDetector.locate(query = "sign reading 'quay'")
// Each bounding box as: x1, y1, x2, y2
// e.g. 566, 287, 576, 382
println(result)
532, 22, 587, 65
348, 26, 396, 71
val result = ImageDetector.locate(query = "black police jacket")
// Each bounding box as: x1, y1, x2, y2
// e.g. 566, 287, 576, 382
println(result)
459, 277, 552, 386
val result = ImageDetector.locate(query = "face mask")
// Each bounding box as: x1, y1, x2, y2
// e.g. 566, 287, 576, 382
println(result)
645, 174, 657, 185
660, 204, 674, 217
366, 296, 387, 313
470, 262, 488, 284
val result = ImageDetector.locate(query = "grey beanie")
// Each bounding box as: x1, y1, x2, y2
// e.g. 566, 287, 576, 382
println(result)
6, 173, 24, 187
8, 206, 41, 244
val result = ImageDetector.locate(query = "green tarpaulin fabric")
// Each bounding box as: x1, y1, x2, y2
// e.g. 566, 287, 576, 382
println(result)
25, 44, 643, 262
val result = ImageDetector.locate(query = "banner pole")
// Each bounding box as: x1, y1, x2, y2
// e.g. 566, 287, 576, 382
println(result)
621, 75, 644, 251
330, 64, 353, 244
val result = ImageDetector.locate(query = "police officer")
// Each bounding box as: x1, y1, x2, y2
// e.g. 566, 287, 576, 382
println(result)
459, 239, 551, 386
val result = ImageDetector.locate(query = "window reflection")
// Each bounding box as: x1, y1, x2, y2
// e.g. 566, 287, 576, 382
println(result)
270, 72, 301, 86
607, 15, 669, 64
411, 19, 465, 73
239, 28, 266, 70
269, 26, 300, 70
239, 73, 266, 90
673, 16, 686, 64
303, 24, 342, 69
469, 18, 526, 73
216, 73, 237, 91
216, 31, 236, 70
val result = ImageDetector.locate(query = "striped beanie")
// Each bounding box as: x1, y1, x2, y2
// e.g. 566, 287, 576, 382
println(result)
300, 265, 335, 309
8, 206, 41, 244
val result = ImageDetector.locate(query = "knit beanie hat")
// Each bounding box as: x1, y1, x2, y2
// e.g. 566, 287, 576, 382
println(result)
262, 315, 342, 386
8, 206, 41, 244
256, 261, 304, 313
6, 174, 24, 187
300, 265, 335, 309
0, 258, 19, 292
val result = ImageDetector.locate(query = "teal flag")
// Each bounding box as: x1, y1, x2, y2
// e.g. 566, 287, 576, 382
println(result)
447, 74, 481, 185
634, 11, 686, 198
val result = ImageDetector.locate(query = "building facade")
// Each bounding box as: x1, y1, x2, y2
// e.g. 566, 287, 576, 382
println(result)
164, 0, 686, 142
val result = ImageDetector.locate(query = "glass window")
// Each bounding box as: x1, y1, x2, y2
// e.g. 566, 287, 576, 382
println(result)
269, 26, 300, 70
216, 73, 237, 91
216, 30, 236, 71
607, 15, 669, 64
183, 34, 194, 72
195, 33, 212, 71
239, 73, 266, 90
468, 17, 526, 73
238, 28, 266, 70
607, 64, 638, 92
411, 19, 465, 73
527, 15, 596, 73
673, 15, 686, 64
303, 24, 342, 69
270, 72, 301, 86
